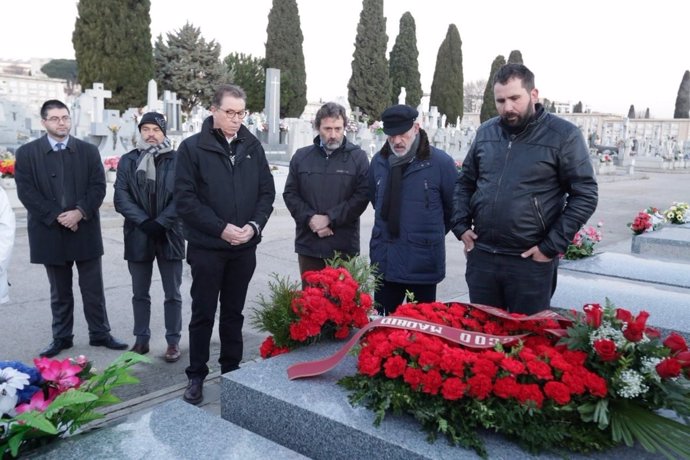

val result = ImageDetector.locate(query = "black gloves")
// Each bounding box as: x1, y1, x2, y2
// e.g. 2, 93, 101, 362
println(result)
139, 219, 166, 237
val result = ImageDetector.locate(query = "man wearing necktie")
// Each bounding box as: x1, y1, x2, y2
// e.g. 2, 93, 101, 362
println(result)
15, 99, 128, 358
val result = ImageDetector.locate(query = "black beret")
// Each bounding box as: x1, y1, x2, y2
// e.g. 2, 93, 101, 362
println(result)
381, 104, 419, 135
138, 112, 167, 135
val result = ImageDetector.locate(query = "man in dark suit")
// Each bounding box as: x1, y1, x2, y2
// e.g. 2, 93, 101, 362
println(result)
15, 99, 128, 357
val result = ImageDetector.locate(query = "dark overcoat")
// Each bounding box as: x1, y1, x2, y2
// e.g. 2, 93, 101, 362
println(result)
15, 135, 105, 265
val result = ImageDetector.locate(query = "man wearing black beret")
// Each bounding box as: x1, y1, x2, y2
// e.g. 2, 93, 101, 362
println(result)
368, 104, 458, 315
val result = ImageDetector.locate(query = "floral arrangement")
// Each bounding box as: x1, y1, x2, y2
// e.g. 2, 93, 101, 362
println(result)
1, 352, 148, 458
0, 158, 15, 179
345, 118, 359, 133
369, 121, 384, 135
599, 153, 613, 164
628, 207, 664, 235
663, 201, 689, 225
103, 156, 120, 172
563, 223, 603, 260
252, 255, 377, 359
338, 301, 690, 458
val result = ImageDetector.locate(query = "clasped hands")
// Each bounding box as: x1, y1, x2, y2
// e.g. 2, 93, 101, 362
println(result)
222, 223, 255, 246
57, 209, 82, 232
309, 214, 333, 238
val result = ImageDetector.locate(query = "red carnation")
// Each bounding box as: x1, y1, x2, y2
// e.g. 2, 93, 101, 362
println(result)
663, 333, 688, 354
656, 358, 682, 379
358, 351, 382, 377
441, 377, 466, 401
260, 336, 275, 359
583, 303, 603, 328
403, 367, 425, 390
516, 383, 544, 408
472, 358, 498, 379
544, 381, 571, 405
500, 357, 526, 375
593, 339, 620, 361
493, 377, 519, 399
420, 369, 443, 395
526, 360, 554, 380
467, 374, 493, 400
383, 355, 407, 379
584, 371, 608, 397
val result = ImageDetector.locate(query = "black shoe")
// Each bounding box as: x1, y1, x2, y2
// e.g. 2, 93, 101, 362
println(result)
39, 339, 73, 358
130, 342, 150, 355
89, 334, 128, 350
183, 378, 204, 405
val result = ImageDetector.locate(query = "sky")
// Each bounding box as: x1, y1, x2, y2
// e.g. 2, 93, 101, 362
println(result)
2, 0, 688, 118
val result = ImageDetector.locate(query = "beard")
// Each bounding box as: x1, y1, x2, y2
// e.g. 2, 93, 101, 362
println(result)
501, 103, 535, 129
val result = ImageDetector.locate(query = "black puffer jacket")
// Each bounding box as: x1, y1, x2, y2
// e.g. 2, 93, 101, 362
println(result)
283, 136, 369, 258
174, 117, 275, 251
452, 105, 598, 258
113, 149, 185, 262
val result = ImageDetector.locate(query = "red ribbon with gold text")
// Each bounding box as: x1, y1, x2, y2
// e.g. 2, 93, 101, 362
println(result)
287, 303, 570, 380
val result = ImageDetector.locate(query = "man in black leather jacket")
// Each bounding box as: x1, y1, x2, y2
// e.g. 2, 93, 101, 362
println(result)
452, 64, 598, 314
114, 112, 184, 362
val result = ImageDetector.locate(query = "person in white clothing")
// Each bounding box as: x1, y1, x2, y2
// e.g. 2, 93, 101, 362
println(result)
0, 186, 16, 303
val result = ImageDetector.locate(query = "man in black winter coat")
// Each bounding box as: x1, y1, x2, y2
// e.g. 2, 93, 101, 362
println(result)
15, 99, 128, 358
175, 84, 275, 405
114, 112, 184, 363
283, 102, 369, 281
452, 64, 598, 314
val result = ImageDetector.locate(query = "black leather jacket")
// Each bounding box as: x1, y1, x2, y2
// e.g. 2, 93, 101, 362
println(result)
452, 105, 598, 258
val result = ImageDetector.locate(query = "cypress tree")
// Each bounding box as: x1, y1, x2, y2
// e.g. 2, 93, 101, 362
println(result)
644, 107, 650, 119
429, 24, 464, 126
479, 55, 505, 123
573, 101, 583, 113
224, 53, 266, 113
265, 0, 307, 118
507, 50, 523, 64
673, 70, 690, 119
73, 0, 153, 111
627, 104, 636, 118
389, 12, 422, 108
348, 0, 390, 122
154, 23, 228, 114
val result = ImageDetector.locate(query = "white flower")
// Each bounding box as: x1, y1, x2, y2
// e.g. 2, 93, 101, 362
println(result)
0, 367, 29, 416
617, 369, 649, 398
590, 321, 626, 347
640, 356, 662, 382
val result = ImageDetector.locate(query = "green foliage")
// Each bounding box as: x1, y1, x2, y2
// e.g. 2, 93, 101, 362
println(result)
265, 0, 307, 118
1, 352, 149, 458
348, 0, 391, 122
40, 59, 77, 83
73, 0, 154, 111
429, 24, 463, 126
388, 12, 422, 108
324, 253, 380, 297
479, 55, 505, 123
507, 50, 523, 64
673, 70, 690, 119
154, 23, 228, 113
627, 104, 636, 119
223, 52, 266, 113
251, 274, 302, 348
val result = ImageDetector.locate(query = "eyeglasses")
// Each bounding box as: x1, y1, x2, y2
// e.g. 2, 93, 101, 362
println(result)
216, 108, 247, 119
44, 116, 71, 123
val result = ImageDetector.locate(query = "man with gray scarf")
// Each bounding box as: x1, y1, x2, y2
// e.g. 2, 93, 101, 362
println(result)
368, 105, 458, 315
114, 112, 185, 362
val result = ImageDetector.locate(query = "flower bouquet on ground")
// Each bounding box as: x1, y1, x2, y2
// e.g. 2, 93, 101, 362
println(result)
252, 255, 378, 359
663, 201, 690, 225
628, 207, 664, 235
103, 156, 120, 172
0, 156, 15, 178
563, 223, 602, 260
1, 352, 149, 458
338, 301, 690, 459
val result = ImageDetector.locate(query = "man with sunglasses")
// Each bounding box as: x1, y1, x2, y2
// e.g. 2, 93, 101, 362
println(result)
175, 84, 275, 405
15, 99, 128, 358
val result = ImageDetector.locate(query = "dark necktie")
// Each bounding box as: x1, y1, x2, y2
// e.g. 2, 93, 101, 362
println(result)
56, 142, 64, 151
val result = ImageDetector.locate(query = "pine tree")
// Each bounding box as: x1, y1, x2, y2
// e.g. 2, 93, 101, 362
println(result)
429, 24, 464, 126
265, 0, 307, 118
479, 55, 505, 123
573, 101, 583, 113
644, 107, 650, 119
73, 0, 153, 111
627, 104, 636, 118
507, 50, 523, 64
673, 70, 690, 119
348, 0, 390, 122
41, 59, 78, 96
224, 53, 266, 113
389, 12, 422, 108
154, 23, 228, 114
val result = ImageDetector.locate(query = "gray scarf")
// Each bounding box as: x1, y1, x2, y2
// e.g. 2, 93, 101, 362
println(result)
135, 138, 173, 186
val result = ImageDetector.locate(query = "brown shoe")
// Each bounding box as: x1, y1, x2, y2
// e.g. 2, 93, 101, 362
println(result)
130, 342, 149, 355
164, 344, 181, 363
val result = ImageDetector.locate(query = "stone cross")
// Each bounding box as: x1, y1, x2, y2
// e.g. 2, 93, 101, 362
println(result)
265, 68, 281, 145
398, 87, 406, 105
428, 106, 439, 130
351, 106, 362, 123
84, 83, 111, 124
163, 90, 181, 132
147, 79, 158, 111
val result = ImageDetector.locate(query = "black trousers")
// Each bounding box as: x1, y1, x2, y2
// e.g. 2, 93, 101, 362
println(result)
185, 245, 256, 379
44, 257, 111, 341
374, 280, 437, 316
465, 248, 558, 315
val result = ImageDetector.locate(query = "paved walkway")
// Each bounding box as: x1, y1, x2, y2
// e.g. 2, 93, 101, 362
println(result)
2, 168, 690, 423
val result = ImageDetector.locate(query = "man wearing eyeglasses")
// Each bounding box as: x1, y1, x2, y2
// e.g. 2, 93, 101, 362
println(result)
175, 84, 275, 405
15, 99, 128, 358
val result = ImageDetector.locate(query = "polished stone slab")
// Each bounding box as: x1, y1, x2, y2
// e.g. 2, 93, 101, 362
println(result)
631, 226, 690, 261
559, 252, 690, 288
220, 341, 658, 459
32, 399, 307, 460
